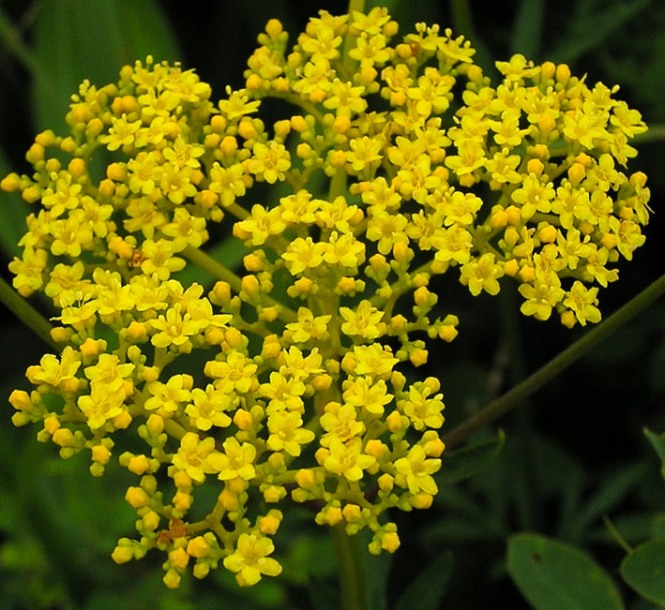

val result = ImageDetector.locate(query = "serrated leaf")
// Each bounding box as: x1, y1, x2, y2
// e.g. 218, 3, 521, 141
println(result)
394, 550, 453, 610
507, 533, 625, 610
620, 540, 665, 604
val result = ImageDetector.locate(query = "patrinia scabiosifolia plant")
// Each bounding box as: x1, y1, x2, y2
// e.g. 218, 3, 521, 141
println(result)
2, 6, 650, 589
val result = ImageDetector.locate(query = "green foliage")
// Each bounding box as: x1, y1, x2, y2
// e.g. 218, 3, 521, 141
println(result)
507, 533, 625, 610
621, 540, 665, 605
393, 551, 453, 610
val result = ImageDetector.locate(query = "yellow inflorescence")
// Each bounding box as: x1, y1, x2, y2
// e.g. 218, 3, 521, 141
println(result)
3, 6, 650, 588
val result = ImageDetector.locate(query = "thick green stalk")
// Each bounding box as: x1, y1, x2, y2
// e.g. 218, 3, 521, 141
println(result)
442, 271, 665, 449
327, 5, 369, 608
0, 275, 58, 351
347, 0, 366, 18
332, 523, 370, 610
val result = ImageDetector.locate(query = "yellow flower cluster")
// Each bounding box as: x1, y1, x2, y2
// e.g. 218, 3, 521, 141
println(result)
3, 6, 650, 588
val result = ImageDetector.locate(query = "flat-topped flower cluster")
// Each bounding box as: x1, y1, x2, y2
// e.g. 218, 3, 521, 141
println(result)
3, 6, 650, 588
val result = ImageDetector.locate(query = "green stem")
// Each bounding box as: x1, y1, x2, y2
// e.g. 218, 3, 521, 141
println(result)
182, 245, 298, 323
442, 271, 665, 449
635, 124, 665, 145
0, 275, 58, 351
603, 515, 633, 554
0, 7, 42, 77
182, 245, 244, 292
347, 0, 366, 18
332, 524, 369, 610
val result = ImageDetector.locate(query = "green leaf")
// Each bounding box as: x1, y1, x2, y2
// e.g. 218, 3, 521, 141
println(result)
33, 0, 181, 133
644, 428, 665, 479
507, 533, 625, 610
0, 146, 28, 258
565, 463, 647, 542
394, 550, 453, 610
439, 429, 505, 485
620, 540, 665, 605
510, 0, 546, 58
549, 0, 650, 64
653, 514, 665, 540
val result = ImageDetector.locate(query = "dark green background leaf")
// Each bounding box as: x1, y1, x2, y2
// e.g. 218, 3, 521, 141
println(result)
394, 550, 453, 610
507, 533, 625, 610
620, 539, 665, 605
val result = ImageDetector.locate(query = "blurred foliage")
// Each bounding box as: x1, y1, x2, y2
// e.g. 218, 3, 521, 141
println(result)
0, 0, 664, 608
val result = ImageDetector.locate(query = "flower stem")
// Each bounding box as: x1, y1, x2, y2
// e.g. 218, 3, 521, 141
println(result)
332, 524, 369, 610
442, 271, 665, 449
0, 275, 58, 351
182, 245, 297, 322
347, 0, 365, 18
183, 245, 244, 292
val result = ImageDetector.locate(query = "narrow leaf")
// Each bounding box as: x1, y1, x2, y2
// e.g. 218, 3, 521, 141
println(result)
567, 463, 647, 540
394, 550, 453, 610
439, 429, 505, 486
510, 0, 546, 58
0, 147, 28, 258
33, 0, 181, 132
507, 533, 624, 610
550, 0, 650, 64
644, 428, 665, 479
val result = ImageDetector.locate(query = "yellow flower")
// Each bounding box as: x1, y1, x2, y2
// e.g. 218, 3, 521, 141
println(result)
320, 402, 366, 446
149, 303, 200, 349
172, 432, 218, 483
340, 299, 385, 340
345, 136, 384, 176
205, 351, 258, 394
234, 204, 287, 246
208, 162, 247, 207
394, 445, 440, 495
144, 374, 192, 415
285, 308, 332, 343
342, 376, 392, 416
322, 437, 376, 482
4, 3, 651, 589
459, 252, 505, 296
398, 379, 445, 430
223, 533, 282, 586
563, 281, 601, 327
247, 141, 291, 184
186, 386, 234, 431
209, 437, 257, 481
518, 274, 566, 321
267, 411, 315, 456
26, 346, 81, 391
78, 383, 128, 430
342, 344, 399, 379
282, 236, 327, 275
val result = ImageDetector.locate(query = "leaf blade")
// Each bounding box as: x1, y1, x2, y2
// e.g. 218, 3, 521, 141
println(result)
507, 533, 624, 610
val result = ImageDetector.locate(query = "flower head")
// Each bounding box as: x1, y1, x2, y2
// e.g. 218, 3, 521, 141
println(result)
3, 5, 649, 589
